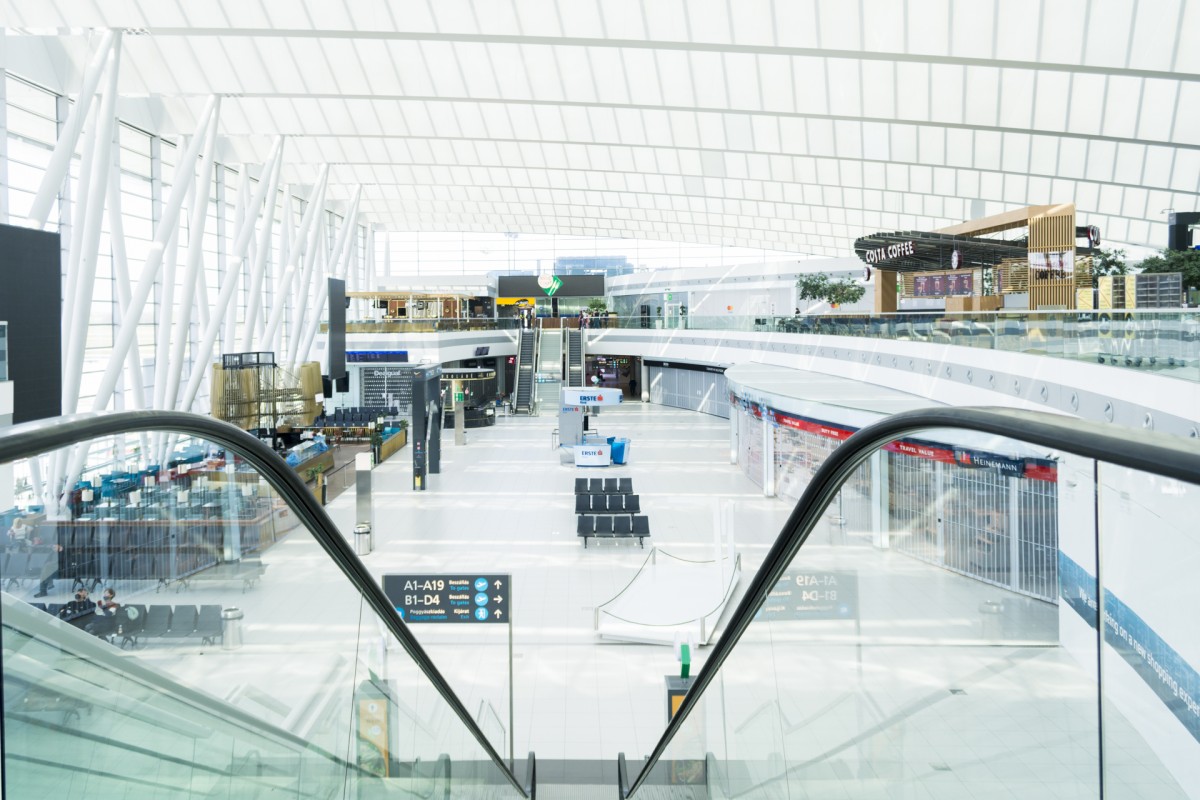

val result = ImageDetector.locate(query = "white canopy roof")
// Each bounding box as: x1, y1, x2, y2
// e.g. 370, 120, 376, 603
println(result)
3, 0, 1197, 256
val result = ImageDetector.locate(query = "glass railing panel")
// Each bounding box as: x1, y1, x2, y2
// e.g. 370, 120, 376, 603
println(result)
1095, 461, 1197, 799
633, 423, 1199, 799
1, 423, 522, 798
592, 311, 1200, 382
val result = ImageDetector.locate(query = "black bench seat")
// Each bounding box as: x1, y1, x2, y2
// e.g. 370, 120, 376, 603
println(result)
577, 515, 650, 548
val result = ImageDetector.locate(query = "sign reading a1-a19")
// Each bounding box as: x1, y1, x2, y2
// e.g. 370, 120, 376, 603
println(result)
383, 574, 512, 624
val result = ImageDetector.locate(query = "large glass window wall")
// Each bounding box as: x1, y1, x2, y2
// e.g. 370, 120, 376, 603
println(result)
2, 74, 369, 419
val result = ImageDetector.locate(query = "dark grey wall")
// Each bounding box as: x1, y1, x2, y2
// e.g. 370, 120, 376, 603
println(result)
327, 278, 346, 380
0, 223, 62, 423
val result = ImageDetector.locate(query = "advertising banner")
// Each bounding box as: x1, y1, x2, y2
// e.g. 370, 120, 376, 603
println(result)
913, 272, 974, 297
574, 444, 611, 466
561, 388, 624, 406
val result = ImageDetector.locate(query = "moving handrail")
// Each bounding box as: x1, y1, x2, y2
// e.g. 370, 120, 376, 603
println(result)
0, 410, 528, 798
622, 406, 1200, 798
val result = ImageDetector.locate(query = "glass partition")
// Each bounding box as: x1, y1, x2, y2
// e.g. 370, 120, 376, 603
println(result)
629, 424, 1199, 799
1, 425, 523, 798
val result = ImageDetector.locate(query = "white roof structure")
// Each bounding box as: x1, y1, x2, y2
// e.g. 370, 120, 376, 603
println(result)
3, 0, 1198, 257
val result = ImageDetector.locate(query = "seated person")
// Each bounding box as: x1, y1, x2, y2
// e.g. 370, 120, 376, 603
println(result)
96, 588, 119, 615
59, 588, 93, 619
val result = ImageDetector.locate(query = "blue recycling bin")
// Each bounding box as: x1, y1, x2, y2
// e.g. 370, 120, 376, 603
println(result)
611, 438, 630, 465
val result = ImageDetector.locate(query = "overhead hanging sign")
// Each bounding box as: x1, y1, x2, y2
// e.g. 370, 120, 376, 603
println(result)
561, 388, 624, 406
383, 574, 512, 624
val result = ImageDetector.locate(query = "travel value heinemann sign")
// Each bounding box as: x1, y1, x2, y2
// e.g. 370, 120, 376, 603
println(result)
537, 273, 564, 296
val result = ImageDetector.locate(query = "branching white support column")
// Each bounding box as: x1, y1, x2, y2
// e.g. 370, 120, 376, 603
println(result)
295, 187, 361, 367
262, 264, 296, 352
225, 173, 250, 354
90, 97, 218, 417
288, 167, 330, 364
62, 36, 121, 417
61, 91, 102, 361
163, 97, 222, 416
240, 137, 285, 350
106, 129, 145, 412
25, 29, 114, 228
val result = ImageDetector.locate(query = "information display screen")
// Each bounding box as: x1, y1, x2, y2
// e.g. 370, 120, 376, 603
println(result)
912, 272, 973, 297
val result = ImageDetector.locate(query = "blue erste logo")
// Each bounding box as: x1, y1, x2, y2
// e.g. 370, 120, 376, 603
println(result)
475, 592, 489, 606
474, 577, 488, 591
474, 607, 488, 621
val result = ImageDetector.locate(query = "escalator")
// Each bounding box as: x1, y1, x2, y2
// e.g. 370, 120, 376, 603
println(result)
0, 411, 535, 799
513, 329, 537, 414
615, 407, 1200, 799
565, 330, 584, 388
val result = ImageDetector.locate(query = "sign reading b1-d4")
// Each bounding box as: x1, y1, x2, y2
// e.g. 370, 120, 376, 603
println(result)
383, 574, 512, 624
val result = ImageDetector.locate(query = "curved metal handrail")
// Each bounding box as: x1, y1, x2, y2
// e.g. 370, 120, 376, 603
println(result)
0, 410, 528, 798
625, 405, 1200, 797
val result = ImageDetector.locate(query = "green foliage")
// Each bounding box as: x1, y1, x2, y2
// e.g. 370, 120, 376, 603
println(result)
1092, 248, 1129, 277
1138, 248, 1200, 290
795, 273, 867, 308
586, 297, 608, 313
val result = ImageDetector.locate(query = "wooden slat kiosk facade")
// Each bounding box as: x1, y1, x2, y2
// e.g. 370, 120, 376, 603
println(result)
872, 204, 1087, 312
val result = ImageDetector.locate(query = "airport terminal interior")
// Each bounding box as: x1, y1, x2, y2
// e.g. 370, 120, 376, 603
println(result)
0, 2, 1199, 798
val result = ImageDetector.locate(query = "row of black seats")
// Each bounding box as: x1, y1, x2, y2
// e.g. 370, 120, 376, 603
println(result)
575, 494, 641, 515
575, 477, 632, 495
1, 551, 54, 589
577, 515, 650, 548
316, 406, 399, 427
31, 602, 224, 649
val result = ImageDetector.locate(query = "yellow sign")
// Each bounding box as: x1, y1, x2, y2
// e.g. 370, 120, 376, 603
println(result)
496, 297, 538, 306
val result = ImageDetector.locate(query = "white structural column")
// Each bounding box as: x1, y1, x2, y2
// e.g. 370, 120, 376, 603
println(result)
295, 187, 361, 368
25, 29, 114, 228
105, 123, 145, 412
224, 172, 249, 355
61, 35, 122, 417
90, 96, 218, 415
287, 167, 330, 365
180, 139, 285, 413
162, 99, 222, 416
240, 137, 286, 351
262, 264, 297, 354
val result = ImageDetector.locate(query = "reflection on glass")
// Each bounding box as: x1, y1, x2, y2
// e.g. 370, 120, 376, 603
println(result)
637, 426, 1198, 799
2, 430, 521, 798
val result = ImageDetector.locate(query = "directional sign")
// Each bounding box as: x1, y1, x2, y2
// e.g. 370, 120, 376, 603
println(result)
383, 574, 512, 624
755, 570, 859, 621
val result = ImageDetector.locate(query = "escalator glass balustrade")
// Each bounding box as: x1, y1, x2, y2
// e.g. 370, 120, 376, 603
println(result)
624, 409, 1200, 800
0, 413, 526, 799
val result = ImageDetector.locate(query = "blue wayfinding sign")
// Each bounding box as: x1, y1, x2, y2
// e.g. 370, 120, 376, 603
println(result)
383, 574, 512, 624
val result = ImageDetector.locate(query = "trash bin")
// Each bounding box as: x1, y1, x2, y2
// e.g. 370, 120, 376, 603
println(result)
354, 523, 373, 556
221, 607, 244, 650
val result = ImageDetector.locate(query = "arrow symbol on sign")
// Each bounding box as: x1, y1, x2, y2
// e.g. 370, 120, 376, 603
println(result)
494, 595, 504, 604
494, 580, 503, 589
493, 609, 503, 618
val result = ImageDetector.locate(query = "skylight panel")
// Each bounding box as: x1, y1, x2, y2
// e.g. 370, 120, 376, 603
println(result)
1066, 73, 1104, 136
615, 108, 649, 146
724, 52, 761, 111
1101, 76, 1140, 140
895, 62, 929, 121
1082, 0, 1133, 67
1032, 71, 1070, 134
473, 0, 520, 35
1112, 143, 1144, 186
751, 116, 780, 154
773, 0, 819, 48
589, 107, 620, 144
792, 56, 829, 116
907, 0, 949, 56
1172, 150, 1200, 192
387, 41, 436, 96
993, 0, 1041, 61
724, 114, 753, 151
556, 45, 597, 103
918, 126, 944, 165
558, 0, 604, 38
1137, 79, 1178, 142
1174, 82, 1200, 145
826, 59, 861, 117
929, 65, 963, 124
599, 0, 649, 39
1041, 0, 1086, 66
522, 44, 564, 101
430, 0, 478, 33
655, 50, 695, 107
696, 112, 726, 149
